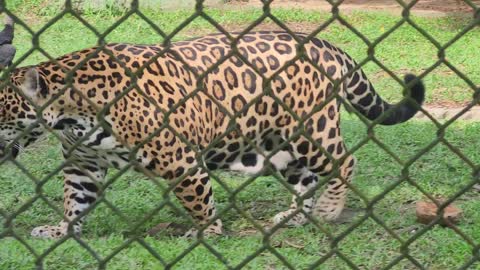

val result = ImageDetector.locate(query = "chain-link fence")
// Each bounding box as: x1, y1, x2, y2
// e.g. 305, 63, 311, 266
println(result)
1, 0, 480, 269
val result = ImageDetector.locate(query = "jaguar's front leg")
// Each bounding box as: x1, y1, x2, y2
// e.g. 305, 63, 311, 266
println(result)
31, 163, 107, 238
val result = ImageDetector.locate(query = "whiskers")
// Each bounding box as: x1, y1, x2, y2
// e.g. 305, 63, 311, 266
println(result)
0, 140, 21, 159
13, 141, 24, 152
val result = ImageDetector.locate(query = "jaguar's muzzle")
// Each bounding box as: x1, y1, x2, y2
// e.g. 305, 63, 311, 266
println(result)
0, 140, 19, 159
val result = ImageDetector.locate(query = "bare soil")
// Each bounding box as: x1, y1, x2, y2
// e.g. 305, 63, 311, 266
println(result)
226, 0, 480, 17
416, 105, 480, 121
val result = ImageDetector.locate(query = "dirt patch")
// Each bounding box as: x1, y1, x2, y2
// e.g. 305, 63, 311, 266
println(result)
185, 21, 326, 36
226, 0, 479, 17
417, 105, 480, 121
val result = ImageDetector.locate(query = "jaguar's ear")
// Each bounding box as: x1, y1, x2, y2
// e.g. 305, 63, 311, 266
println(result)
20, 68, 48, 103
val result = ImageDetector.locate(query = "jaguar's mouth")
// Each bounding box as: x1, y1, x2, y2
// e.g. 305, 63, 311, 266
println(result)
0, 140, 20, 160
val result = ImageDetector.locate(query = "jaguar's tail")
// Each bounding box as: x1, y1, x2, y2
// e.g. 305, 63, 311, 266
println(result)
345, 69, 425, 125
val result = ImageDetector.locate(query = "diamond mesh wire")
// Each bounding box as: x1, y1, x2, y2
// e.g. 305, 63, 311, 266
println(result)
0, 0, 479, 269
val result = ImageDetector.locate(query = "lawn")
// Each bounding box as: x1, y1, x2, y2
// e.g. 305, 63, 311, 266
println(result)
1, 2, 480, 270
2, 115, 480, 269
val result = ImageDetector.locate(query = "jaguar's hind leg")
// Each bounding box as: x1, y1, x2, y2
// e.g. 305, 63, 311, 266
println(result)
273, 130, 355, 225
313, 154, 356, 221
172, 166, 223, 237
272, 160, 319, 227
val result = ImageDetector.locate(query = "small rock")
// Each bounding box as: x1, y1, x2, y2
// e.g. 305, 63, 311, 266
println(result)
332, 208, 364, 224
416, 200, 462, 226
146, 222, 188, 237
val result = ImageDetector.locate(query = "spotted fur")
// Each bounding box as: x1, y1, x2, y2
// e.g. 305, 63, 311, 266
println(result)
0, 31, 424, 238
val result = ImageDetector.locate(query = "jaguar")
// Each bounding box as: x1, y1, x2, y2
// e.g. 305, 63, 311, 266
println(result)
0, 17, 424, 238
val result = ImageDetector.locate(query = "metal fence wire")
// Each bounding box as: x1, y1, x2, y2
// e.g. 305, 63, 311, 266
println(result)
0, 0, 479, 269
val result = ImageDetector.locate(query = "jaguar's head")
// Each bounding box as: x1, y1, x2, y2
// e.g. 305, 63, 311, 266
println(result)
0, 15, 47, 160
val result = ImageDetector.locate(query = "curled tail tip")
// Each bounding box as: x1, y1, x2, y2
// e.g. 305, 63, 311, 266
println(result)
377, 73, 425, 126
403, 73, 425, 106
404, 73, 417, 82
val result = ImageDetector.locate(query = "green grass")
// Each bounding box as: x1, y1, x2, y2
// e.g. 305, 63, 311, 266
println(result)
1, 4, 480, 270
1, 116, 480, 269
